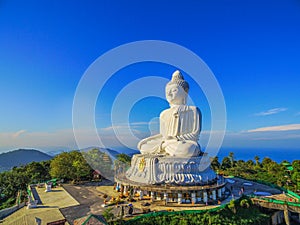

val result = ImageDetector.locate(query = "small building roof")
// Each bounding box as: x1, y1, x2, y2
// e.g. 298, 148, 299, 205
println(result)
73, 214, 107, 225
93, 169, 102, 175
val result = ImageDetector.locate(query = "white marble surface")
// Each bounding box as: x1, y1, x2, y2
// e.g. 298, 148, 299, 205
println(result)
126, 154, 216, 185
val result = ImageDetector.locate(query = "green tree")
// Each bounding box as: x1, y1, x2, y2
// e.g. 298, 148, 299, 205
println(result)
229, 152, 235, 167
117, 153, 131, 165
292, 160, 300, 171
82, 148, 114, 180
210, 156, 220, 171
70, 151, 92, 181
291, 171, 300, 189
261, 157, 273, 169
50, 151, 92, 182
246, 160, 255, 168
25, 161, 50, 183
103, 207, 115, 222
0, 167, 30, 209
50, 152, 73, 180
254, 156, 260, 167
221, 157, 231, 170
227, 200, 237, 214
240, 199, 250, 208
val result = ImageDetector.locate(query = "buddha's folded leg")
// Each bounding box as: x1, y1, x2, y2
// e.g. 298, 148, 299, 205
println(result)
165, 140, 200, 157
139, 139, 162, 154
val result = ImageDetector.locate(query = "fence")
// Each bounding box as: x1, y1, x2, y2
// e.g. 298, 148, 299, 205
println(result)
125, 202, 228, 224
287, 190, 300, 201
0, 202, 25, 219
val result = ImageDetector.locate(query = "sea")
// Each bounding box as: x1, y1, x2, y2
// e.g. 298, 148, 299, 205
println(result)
213, 148, 300, 163
117, 147, 300, 164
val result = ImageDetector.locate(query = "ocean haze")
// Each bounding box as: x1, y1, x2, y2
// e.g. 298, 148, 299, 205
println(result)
112, 146, 300, 163
215, 148, 300, 163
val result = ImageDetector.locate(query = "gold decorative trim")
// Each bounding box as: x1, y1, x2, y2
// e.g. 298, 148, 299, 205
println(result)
138, 157, 146, 172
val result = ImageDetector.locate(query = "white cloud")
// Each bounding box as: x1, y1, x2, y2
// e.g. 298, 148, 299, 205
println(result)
99, 125, 144, 134
100, 126, 128, 132
254, 108, 287, 116
0, 129, 77, 152
130, 122, 153, 126
0, 123, 153, 153
101, 121, 158, 129
12, 130, 27, 138
251, 134, 300, 140
247, 124, 300, 132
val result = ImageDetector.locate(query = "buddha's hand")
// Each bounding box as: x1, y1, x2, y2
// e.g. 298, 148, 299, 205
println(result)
161, 136, 178, 149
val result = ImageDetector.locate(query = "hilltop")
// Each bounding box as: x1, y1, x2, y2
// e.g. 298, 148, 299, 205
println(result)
80, 146, 120, 159
0, 149, 52, 172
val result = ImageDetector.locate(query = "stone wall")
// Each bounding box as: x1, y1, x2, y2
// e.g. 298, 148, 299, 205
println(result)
0, 202, 25, 219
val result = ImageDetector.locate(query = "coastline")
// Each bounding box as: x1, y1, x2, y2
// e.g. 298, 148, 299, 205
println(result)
215, 148, 300, 163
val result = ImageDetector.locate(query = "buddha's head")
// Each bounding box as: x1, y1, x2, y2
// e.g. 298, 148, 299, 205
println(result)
166, 70, 189, 106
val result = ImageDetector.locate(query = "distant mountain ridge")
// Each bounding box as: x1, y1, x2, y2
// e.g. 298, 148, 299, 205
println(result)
80, 146, 120, 159
0, 149, 53, 172
0, 147, 137, 173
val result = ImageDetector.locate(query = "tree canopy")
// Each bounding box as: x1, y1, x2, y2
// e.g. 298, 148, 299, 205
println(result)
50, 151, 92, 182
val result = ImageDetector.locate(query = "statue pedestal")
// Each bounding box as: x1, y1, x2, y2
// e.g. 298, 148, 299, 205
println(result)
125, 154, 216, 185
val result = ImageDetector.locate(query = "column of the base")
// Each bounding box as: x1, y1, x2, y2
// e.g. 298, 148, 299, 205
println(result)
218, 189, 222, 198
123, 186, 127, 196
222, 187, 225, 194
164, 192, 168, 202
139, 190, 143, 200
157, 193, 161, 201
212, 190, 216, 201
178, 193, 182, 204
135, 188, 138, 196
191, 192, 196, 204
197, 191, 202, 202
203, 191, 208, 203
151, 191, 155, 201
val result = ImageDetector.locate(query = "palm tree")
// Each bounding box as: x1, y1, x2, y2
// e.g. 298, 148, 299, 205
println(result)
229, 152, 234, 167
254, 156, 260, 167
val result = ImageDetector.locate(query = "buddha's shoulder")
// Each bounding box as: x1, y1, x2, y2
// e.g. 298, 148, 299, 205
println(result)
187, 106, 199, 111
160, 106, 200, 117
160, 108, 171, 117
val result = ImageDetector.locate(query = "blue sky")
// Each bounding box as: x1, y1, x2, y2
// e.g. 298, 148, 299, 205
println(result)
0, 0, 300, 153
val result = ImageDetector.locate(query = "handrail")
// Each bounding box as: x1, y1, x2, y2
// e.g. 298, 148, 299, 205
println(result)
125, 203, 228, 224
250, 195, 300, 207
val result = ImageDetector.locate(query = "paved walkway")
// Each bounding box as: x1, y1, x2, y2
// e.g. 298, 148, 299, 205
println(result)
2, 186, 78, 225
225, 177, 282, 198
60, 184, 106, 224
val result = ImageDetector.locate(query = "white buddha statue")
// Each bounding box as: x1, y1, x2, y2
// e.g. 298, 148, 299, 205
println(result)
138, 70, 201, 157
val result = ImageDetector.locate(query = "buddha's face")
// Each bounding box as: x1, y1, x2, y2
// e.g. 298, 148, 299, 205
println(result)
166, 83, 187, 105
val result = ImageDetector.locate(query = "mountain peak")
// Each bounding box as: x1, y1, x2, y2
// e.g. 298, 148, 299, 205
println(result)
0, 149, 53, 172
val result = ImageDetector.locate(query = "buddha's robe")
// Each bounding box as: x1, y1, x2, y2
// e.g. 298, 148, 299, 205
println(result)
138, 105, 201, 157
